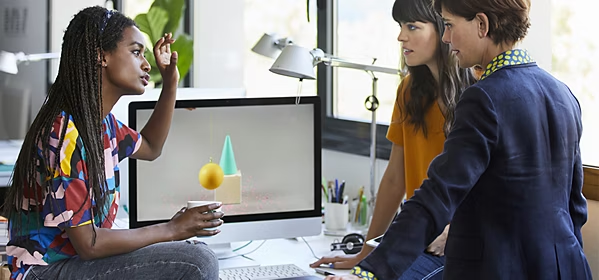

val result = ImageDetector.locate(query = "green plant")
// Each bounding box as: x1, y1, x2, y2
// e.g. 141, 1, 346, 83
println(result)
135, 0, 193, 85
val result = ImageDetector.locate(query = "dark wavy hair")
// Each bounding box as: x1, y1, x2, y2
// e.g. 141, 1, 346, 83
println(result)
393, 0, 477, 137
4, 6, 136, 244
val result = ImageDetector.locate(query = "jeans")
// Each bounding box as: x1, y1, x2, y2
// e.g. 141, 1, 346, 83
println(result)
25, 241, 219, 280
398, 252, 445, 280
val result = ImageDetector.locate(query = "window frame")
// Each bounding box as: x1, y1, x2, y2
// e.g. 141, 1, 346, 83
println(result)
317, 0, 392, 160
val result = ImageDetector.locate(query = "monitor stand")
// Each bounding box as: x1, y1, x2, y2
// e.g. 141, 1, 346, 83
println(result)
209, 243, 260, 269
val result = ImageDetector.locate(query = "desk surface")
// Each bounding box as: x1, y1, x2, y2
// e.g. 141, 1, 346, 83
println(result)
113, 217, 353, 278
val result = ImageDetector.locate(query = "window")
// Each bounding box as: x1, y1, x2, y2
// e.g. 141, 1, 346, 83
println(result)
189, 0, 318, 97
122, 0, 153, 18
318, 0, 399, 159
243, 0, 318, 98
323, 0, 599, 166
551, 0, 599, 167
334, 0, 401, 124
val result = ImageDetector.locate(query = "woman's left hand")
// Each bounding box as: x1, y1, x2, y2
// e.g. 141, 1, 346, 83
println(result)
426, 224, 450, 256
153, 32, 179, 87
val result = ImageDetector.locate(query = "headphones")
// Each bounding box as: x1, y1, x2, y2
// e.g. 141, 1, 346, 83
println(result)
330, 233, 365, 255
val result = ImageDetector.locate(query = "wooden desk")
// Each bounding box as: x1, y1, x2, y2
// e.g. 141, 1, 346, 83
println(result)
583, 166, 599, 201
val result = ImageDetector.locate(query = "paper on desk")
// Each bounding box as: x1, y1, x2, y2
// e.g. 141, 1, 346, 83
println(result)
0, 140, 23, 165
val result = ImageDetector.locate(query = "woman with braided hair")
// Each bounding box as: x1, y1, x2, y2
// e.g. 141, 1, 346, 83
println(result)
3, 6, 221, 280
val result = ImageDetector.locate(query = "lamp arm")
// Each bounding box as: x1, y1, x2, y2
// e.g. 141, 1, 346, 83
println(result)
274, 37, 293, 48
317, 55, 400, 75
21, 52, 61, 62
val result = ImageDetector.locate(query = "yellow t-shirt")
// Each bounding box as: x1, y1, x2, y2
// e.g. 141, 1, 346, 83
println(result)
386, 75, 446, 199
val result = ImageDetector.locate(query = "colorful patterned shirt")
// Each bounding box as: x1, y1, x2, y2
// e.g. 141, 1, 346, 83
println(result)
7, 112, 141, 279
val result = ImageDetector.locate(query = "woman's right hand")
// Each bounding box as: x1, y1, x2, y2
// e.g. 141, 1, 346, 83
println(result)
310, 252, 366, 269
166, 203, 224, 240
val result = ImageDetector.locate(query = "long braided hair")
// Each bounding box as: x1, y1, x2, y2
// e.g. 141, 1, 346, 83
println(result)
3, 6, 136, 243
392, 0, 477, 137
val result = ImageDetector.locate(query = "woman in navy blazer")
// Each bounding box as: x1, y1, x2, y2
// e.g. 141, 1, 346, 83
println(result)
326, 0, 592, 279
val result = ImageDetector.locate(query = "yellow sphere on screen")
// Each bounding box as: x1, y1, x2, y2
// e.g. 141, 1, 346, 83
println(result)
199, 162, 224, 190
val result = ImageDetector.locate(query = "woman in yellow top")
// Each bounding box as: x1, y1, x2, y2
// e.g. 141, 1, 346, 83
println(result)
311, 0, 479, 278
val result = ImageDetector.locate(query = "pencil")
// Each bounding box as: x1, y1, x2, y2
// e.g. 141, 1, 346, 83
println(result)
321, 184, 329, 202
354, 186, 364, 222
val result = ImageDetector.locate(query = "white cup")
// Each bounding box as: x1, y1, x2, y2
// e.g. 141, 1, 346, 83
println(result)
187, 201, 223, 231
325, 202, 349, 231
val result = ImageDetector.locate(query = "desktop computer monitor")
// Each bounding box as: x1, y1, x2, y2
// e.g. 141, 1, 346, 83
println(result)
127, 96, 322, 265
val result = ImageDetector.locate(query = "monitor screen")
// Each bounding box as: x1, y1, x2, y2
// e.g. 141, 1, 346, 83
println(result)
127, 96, 322, 244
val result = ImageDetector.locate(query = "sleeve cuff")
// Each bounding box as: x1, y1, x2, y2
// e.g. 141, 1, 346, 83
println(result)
351, 266, 378, 280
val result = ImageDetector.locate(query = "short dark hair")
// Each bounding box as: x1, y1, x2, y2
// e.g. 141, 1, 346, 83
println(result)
433, 0, 531, 45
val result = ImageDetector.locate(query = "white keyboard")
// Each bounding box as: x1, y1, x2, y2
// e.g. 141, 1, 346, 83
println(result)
219, 264, 311, 280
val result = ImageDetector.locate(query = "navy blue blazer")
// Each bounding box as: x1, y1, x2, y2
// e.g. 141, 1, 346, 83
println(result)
359, 63, 592, 280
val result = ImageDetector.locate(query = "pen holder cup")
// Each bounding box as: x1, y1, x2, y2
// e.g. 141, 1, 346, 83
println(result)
325, 202, 349, 231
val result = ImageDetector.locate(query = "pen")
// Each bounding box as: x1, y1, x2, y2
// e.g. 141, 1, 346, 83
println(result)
315, 267, 335, 276
335, 179, 339, 203
338, 181, 345, 201
329, 185, 335, 203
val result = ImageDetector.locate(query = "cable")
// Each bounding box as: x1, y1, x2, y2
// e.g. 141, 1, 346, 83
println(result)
242, 255, 255, 261
233, 240, 253, 252
301, 237, 321, 259
240, 240, 268, 257
217, 240, 268, 260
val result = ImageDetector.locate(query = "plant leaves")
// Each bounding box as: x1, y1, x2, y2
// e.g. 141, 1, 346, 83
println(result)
151, 0, 186, 34
171, 34, 194, 81
135, 6, 168, 44
135, 0, 194, 86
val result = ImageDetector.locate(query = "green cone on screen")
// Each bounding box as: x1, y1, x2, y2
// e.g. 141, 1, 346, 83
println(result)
219, 135, 238, 175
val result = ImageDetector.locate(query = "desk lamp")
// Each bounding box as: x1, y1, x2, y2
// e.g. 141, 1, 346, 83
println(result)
269, 44, 405, 211
251, 33, 293, 59
0, 50, 60, 75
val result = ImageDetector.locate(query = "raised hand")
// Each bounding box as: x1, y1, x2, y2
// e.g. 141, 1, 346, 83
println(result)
153, 32, 179, 87
167, 203, 224, 240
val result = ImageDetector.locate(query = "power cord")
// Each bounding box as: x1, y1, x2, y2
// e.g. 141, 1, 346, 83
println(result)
214, 237, 322, 261
217, 240, 268, 260
233, 240, 253, 252
238, 240, 268, 257
301, 237, 321, 260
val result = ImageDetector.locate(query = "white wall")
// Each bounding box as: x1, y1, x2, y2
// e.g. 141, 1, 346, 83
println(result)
192, 0, 245, 88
